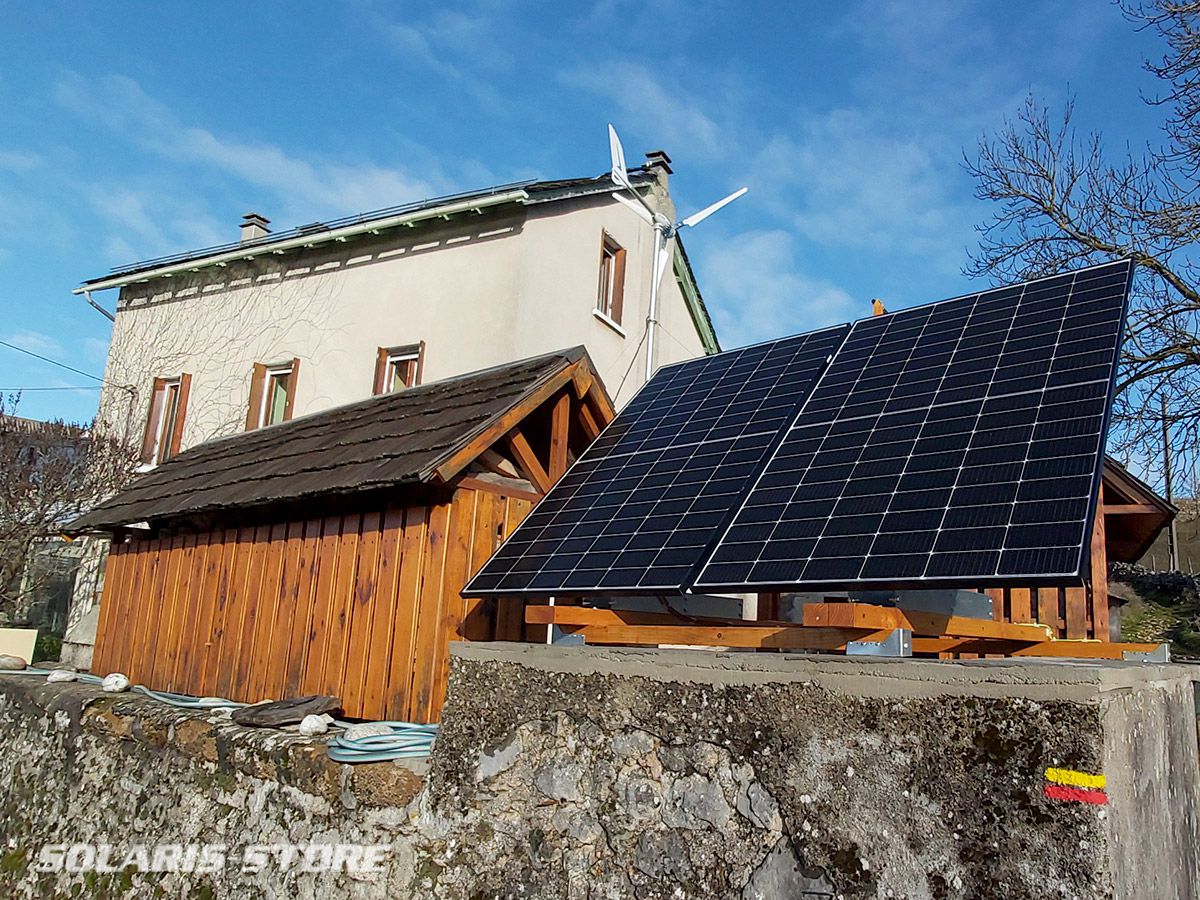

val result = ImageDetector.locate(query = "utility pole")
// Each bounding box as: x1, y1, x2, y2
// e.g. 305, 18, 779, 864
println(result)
1162, 394, 1180, 571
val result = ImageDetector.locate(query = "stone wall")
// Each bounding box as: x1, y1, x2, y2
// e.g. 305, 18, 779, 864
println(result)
0, 676, 422, 898
415, 645, 1200, 900
1, 645, 1198, 899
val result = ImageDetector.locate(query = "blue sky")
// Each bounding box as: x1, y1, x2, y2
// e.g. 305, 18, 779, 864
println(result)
0, 1, 1165, 423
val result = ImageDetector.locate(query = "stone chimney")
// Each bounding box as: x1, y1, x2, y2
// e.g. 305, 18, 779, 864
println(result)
240, 212, 271, 243
644, 150, 673, 189
872, 298, 888, 317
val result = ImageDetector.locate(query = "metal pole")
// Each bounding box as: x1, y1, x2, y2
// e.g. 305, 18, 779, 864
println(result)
644, 227, 664, 383
1163, 394, 1180, 571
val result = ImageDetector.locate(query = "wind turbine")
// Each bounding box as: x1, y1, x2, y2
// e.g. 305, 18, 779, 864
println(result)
607, 124, 747, 381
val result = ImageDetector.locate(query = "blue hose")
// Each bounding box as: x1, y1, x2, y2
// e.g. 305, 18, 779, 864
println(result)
326, 723, 439, 762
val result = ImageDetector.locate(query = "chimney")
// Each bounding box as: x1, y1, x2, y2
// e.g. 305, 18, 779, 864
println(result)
240, 212, 271, 243
644, 150, 673, 188
872, 298, 887, 317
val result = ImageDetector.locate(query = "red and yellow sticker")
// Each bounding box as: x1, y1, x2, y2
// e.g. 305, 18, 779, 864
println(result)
1043, 767, 1107, 805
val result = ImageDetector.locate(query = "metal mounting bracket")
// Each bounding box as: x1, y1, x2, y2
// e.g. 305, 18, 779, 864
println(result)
550, 626, 586, 647
846, 628, 912, 658
1122, 643, 1171, 663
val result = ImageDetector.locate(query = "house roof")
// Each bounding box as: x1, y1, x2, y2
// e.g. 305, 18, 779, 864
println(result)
75, 165, 721, 359
1102, 457, 1177, 562
77, 170, 660, 291
69, 347, 594, 532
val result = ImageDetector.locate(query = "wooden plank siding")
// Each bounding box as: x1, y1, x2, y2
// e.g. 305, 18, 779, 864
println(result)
91, 487, 537, 723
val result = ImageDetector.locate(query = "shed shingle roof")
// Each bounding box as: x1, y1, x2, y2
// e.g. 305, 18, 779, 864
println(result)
70, 347, 588, 531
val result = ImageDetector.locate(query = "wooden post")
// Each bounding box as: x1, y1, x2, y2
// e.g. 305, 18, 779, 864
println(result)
549, 391, 571, 480
1090, 485, 1110, 641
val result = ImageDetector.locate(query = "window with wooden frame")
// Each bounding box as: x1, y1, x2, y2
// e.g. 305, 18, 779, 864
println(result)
139, 374, 191, 465
595, 232, 626, 329
373, 342, 425, 395
246, 358, 300, 430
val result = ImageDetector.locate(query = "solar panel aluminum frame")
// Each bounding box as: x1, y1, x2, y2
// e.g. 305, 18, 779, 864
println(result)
689, 260, 1134, 595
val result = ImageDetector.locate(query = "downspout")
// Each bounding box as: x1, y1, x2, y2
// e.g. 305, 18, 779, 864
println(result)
81, 289, 115, 322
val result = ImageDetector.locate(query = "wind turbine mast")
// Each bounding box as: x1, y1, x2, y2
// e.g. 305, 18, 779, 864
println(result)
607, 124, 747, 382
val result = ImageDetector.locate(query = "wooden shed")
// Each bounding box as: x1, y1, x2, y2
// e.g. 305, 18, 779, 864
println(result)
70, 348, 613, 723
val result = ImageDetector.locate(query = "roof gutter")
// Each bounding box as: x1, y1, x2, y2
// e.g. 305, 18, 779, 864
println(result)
74, 188, 531, 295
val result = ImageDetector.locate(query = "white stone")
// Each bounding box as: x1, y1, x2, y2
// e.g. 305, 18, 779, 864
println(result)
101, 673, 131, 692
298, 715, 328, 736
46, 670, 77, 683
344, 722, 393, 741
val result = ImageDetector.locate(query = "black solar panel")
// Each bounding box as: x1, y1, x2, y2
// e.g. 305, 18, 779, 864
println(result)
467, 260, 1132, 598
466, 326, 849, 595
693, 261, 1132, 591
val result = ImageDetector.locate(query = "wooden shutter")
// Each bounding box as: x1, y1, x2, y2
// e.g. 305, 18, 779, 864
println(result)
139, 377, 167, 462
372, 347, 389, 395
245, 362, 267, 431
282, 357, 300, 421
414, 340, 426, 386
610, 245, 627, 325
168, 373, 192, 457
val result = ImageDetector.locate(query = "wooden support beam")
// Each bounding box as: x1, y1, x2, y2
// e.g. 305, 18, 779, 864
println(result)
456, 475, 542, 502
433, 367, 575, 482
1008, 640, 1161, 659
526, 604, 739, 628
477, 448, 519, 478
1091, 485, 1110, 641
506, 428, 552, 494
579, 404, 603, 441
802, 602, 1053, 642
1102, 503, 1164, 515
558, 623, 888, 651
549, 390, 571, 480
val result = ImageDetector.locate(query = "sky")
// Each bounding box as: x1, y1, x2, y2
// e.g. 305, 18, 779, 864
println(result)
0, 0, 1167, 424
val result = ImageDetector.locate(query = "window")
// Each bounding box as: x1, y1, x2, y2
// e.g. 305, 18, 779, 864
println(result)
373, 342, 425, 395
140, 374, 191, 465
595, 232, 626, 329
246, 358, 300, 430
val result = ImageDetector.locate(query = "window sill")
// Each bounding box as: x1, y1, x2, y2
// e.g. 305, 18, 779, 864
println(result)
592, 308, 627, 337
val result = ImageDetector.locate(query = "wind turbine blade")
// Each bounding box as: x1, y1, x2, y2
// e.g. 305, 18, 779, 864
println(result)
611, 192, 655, 224
680, 187, 748, 228
608, 124, 631, 188
653, 240, 672, 287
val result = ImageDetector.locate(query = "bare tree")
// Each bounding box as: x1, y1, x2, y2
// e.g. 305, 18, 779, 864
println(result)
965, 1, 1200, 496
0, 397, 136, 622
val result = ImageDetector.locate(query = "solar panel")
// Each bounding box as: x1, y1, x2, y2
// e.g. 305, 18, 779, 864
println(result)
466, 325, 849, 595
693, 261, 1132, 591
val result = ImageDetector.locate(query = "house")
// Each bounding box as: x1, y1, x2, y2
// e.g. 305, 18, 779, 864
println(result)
69, 347, 613, 722
77, 154, 716, 460
63, 153, 720, 665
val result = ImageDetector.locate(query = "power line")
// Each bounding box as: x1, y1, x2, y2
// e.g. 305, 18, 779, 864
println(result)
0, 386, 103, 391
0, 339, 104, 383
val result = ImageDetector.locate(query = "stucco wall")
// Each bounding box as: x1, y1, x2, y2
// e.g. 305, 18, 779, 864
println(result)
94, 191, 706, 452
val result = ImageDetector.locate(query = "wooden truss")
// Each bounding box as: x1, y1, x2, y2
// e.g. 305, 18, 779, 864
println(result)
524, 603, 1166, 661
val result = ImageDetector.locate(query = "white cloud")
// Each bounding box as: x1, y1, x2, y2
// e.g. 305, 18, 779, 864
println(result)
5, 329, 65, 359
81, 337, 110, 365
0, 150, 41, 172
53, 73, 451, 221
751, 110, 976, 273
696, 229, 857, 349
561, 60, 728, 161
